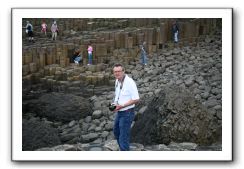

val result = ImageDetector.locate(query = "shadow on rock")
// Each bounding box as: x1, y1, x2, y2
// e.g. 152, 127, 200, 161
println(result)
22, 118, 61, 151
131, 85, 222, 146
23, 92, 93, 123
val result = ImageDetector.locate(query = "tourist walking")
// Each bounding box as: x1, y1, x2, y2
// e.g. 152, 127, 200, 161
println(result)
51, 21, 58, 41
140, 41, 147, 66
41, 20, 47, 36
172, 20, 179, 43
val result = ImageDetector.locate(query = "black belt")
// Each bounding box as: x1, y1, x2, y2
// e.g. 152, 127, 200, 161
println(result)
118, 108, 134, 113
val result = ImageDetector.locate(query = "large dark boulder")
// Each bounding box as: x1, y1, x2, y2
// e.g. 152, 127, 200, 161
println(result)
22, 118, 61, 151
23, 92, 92, 123
131, 86, 221, 146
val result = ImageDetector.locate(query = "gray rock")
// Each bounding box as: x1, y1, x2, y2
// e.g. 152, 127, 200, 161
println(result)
60, 132, 80, 142
53, 144, 77, 151
201, 92, 210, 99
213, 105, 222, 111
184, 76, 195, 87
178, 142, 198, 150
138, 106, 147, 114
211, 88, 221, 95
168, 142, 198, 151
131, 85, 221, 146
92, 110, 103, 119
104, 140, 119, 151
95, 126, 102, 132
22, 118, 61, 151
129, 143, 144, 151
144, 144, 170, 151
88, 124, 96, 132
101, 131, 109, 138
105, 121, 114, 131
81, 133, 99, 143
81, 122, 89, 131
84, 116, 92, 123
216, 111, 222, 120
68, 120, 76, 127
23, 92, 92, 123
88, 146, 104, 151
93, 101, 102, 109
204, 99, 219, 108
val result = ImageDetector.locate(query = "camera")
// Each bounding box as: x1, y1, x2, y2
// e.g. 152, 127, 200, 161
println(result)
108, 103, 116, 111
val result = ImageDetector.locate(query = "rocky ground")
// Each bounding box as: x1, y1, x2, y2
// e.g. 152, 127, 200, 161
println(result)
22, 34, 222, 151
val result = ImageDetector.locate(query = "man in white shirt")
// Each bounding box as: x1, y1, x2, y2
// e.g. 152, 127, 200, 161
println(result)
112, 63, 140, 151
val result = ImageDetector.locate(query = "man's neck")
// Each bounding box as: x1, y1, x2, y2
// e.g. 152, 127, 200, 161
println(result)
118, 74, 125, 82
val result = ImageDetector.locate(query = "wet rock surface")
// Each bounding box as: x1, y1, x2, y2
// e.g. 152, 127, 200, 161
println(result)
36, 140, 221, 151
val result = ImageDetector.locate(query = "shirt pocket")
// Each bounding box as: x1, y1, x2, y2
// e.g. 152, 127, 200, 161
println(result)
121, 89, 130, 96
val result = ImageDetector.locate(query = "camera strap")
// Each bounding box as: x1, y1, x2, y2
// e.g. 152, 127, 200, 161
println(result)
114, 75, 126, 104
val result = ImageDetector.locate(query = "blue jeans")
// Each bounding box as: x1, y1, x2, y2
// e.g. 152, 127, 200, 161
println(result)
141, 52, 147, 65
173, 31, 179, 43
113, 110, 135, 151
88, 53, 92, 64
74, 56, 82, 62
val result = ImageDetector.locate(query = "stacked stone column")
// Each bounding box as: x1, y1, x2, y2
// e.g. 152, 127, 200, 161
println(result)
22, 18, 219, 76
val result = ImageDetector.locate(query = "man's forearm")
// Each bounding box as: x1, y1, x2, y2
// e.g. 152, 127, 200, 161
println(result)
122, 99, 139, 108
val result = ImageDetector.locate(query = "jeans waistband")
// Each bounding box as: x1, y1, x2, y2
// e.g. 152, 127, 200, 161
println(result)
118, 108, 134, 113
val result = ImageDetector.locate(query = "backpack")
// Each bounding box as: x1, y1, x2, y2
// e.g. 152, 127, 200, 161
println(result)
27, 25, 32, 31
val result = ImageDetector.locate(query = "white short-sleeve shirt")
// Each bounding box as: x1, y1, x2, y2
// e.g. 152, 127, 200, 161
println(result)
114, 74, 140, 111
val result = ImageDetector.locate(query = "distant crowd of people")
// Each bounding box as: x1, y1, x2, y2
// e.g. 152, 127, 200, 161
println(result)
24, 19, 180, 66
24, 20, 59, 42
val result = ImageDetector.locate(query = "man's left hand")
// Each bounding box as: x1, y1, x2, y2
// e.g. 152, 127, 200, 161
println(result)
114, 105, 123, 112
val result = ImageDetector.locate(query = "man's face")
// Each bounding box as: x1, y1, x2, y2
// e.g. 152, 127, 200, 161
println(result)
113, 66, 124, 80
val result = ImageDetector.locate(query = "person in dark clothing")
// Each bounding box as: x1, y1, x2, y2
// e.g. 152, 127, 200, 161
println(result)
172, 20, 179, 43
72, 48, 82, 65
25, 21, 34, 42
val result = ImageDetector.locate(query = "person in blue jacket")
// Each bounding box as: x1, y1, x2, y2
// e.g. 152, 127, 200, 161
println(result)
25, 21, 34, 42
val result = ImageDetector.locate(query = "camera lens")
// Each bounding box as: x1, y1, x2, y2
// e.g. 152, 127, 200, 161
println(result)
109, 104, 116, 111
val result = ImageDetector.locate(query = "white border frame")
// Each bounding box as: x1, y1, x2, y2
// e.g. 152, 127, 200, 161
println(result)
12, 8, 232, 161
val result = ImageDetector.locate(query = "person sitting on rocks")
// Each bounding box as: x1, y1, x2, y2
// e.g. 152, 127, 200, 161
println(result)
72, 48, 82, 65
